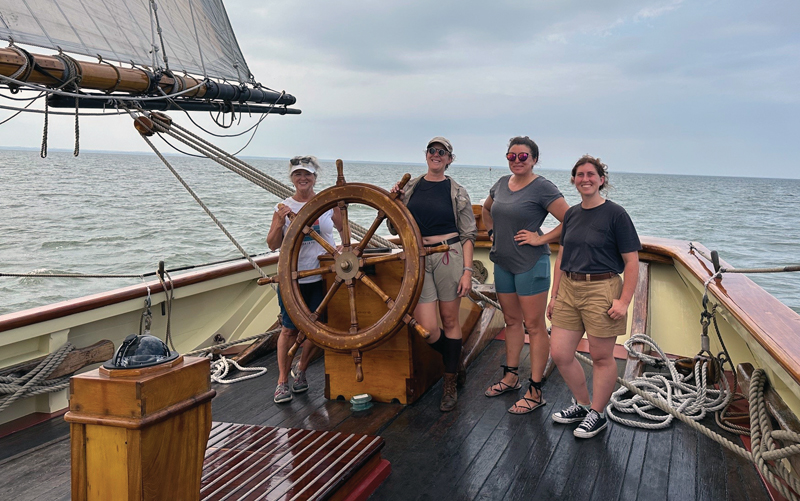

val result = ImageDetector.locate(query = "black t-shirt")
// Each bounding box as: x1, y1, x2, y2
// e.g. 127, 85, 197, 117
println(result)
559, 200, 642, 274
407, 178, 458, 237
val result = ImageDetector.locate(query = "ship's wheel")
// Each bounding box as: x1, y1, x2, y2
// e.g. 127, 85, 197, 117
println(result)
259, 160, 449, 380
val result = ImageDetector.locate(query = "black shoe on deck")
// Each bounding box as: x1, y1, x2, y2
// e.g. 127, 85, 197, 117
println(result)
551, 401, 589, 424
573, 409, 607, 438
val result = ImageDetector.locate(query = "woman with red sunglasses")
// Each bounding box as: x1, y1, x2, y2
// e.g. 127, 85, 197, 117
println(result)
390, 136, 477, 412
483, 136, 569, 414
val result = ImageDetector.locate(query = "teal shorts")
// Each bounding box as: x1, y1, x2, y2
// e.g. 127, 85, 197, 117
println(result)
494, 254, 551, 296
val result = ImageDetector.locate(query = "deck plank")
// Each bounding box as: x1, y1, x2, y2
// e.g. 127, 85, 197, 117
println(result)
0, 339, 774, 501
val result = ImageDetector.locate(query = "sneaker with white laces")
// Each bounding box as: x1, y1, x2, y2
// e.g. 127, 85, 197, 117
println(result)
552, 401, 589, 424
291, 369, 309, 393
273, 382, 293, 403
573, 409, 607, 438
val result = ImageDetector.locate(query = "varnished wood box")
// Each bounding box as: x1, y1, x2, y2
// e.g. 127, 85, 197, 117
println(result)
65, 356, 215, 501
321, 255, 443, 404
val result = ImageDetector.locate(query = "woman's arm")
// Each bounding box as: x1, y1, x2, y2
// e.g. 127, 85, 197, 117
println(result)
266, 206, 290, 251
514, 197, 569, 246
482, 196, 494, 241
607, 251, 640, 320
457, 240, 475, 297
547, 248, 565, 320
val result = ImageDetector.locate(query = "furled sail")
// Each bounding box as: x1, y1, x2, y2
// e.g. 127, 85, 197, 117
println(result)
0, 0, 251, 83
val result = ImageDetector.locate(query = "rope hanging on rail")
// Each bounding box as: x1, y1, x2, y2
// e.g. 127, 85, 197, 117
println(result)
0, 343, 74, 414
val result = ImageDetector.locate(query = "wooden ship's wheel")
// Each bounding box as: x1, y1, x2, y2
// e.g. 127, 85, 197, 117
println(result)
260, 160, 448, 385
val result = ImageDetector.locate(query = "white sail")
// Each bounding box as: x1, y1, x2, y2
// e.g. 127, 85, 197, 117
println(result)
0, 0, 250, 83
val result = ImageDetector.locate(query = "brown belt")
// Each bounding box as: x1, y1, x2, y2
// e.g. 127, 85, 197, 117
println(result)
566, 271, 617, 282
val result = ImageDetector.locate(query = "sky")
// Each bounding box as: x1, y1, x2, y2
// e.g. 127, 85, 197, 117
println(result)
2, 0, 799, 178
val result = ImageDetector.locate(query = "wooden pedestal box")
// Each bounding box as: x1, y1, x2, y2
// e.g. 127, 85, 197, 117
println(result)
321, 254, 444, 404
65, 356, 215, 501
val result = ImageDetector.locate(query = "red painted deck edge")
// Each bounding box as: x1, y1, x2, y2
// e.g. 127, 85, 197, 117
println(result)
343, 458, 391, 501
740, 436, 789, 501
0, 407, 68, 439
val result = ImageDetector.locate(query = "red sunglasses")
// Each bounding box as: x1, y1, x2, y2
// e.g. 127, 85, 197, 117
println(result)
506, 152, 531, 162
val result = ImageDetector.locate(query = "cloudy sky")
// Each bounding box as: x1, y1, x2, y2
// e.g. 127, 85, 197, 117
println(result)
3, 0, 799, 178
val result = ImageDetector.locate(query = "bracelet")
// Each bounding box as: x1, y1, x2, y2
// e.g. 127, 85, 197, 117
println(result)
463, 266, 474, 273
487, 229, 494, 238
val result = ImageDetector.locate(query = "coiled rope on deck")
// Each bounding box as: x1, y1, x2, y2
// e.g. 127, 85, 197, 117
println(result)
573, 348, 800, 501
0, 343, 74, 413
607, 334, 746, 433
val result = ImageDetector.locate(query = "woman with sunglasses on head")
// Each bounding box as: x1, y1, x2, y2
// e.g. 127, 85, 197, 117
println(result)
548, 155, 640, 438
483, 136, 569, 415
390, 137, 477, 412
267, 156, 343, 404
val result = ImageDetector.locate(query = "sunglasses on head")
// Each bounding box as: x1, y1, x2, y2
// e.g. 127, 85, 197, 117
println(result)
427, 147, 449, 156
506, 152, 531, 162
290, 156, 313, 166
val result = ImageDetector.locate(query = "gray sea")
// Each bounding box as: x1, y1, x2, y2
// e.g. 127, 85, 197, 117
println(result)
1, 149, 798, 316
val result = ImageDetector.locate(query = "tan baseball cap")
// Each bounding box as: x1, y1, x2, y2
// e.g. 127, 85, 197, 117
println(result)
426, 136, 453, 153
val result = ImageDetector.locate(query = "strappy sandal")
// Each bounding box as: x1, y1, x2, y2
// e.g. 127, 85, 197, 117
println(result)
508, 378, 546, 415
484, 365, 521, 397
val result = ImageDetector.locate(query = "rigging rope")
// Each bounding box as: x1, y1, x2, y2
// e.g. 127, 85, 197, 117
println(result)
146, 112, 398, 249
123, 105, 270, 278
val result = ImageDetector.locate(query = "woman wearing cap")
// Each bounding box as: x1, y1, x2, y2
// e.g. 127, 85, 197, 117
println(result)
390, 137, 477, 412
548, 155, 640, 438
483, 136, 569, 415
267, 156, 343, 404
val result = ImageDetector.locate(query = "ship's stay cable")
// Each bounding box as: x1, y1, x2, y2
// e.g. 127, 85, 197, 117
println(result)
125, 108, 270, 279
145, 111, 398, 249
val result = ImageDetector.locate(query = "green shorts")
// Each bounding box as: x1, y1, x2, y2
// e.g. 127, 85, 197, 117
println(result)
551, 275, 626, 338
420, 240, 463, 304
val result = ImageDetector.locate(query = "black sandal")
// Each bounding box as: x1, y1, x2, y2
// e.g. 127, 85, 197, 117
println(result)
485, 365, 522, 397
508, 378, 546, 414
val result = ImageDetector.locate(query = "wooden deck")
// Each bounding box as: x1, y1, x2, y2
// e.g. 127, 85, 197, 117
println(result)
0, 340, 770, 500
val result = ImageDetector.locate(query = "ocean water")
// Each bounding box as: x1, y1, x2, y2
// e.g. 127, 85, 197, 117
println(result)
1, 149, 798, 316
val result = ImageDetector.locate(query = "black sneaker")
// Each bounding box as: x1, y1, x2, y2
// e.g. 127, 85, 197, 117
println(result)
551, 402, 589, 424
574, 409, 607, 438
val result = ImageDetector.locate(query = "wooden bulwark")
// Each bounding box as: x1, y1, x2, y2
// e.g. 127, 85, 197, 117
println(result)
0, 254, 280, 333
623, 262, 651, 381
201, 422, 385, 501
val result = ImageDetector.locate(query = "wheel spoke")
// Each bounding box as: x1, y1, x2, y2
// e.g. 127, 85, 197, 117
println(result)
347, 279, 358, 334
339, 201, 352, 249
357, 272, 395, 309
354, 210, 386, 256
295, 264, 336, 280
303, 226, 338, 255
403, 314, 430, 339
311, 276, 343, 321
362, 251, 405, 267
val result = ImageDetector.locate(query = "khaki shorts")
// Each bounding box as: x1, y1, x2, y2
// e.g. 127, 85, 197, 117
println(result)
420, 241, 463, 304
551, 275, 626, 338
